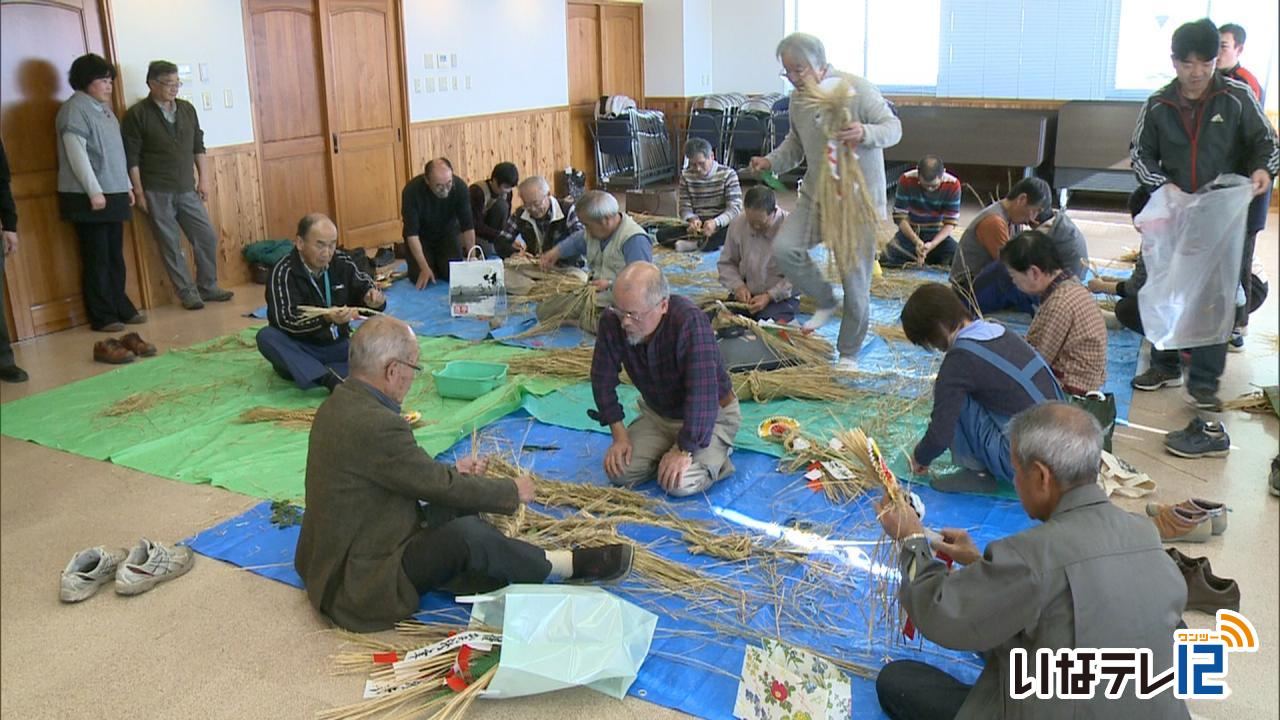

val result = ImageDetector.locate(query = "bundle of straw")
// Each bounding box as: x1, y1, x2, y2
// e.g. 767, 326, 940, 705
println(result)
627, 211, 685, 227
1220, 391, 1273, 414
1117, 247, 1141, 263
871, 324, 909, 344
505, 346, 599, 381
297, 305, 383, 321
869, 272, 933, 301
238, 406, 317, 429
515, 283, 600, 338
733, 365, 862, 403
503, 259, 589, 303
711, 306, 834, 366
792, 77, 889, 279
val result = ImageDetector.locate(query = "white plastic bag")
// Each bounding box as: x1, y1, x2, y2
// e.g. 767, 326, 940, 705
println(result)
1136, 175, 1253, 350
462, 584, 657, 700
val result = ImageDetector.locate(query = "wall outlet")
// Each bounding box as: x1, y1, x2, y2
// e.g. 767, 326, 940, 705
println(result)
451, 76, 457, 91
424, 77, 435, 93
414, 78, 422, 93
223, 89, 233, 108
198, 63, 210, 82
436, 53, 449, 67
201, 91, 212, 110
424, 53, 434, 69
437, 75, 449, 92
465, 75, 471, 90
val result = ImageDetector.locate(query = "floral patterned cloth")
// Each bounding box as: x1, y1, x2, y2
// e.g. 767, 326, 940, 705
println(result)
733, 640, 852, 720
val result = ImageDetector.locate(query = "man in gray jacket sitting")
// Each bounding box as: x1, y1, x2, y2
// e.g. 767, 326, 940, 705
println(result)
875, 402, 1189, 719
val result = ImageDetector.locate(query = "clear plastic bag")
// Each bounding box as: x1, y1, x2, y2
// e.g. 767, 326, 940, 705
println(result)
1136, 174, 1254, 350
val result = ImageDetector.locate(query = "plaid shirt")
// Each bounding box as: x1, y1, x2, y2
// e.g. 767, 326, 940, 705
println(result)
590, 295, 732, 452
1027, 273, 1108, 394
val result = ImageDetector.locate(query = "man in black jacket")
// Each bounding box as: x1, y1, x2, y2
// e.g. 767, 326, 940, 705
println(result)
493, 175, 583, 258
1129, 17, 1277, 457
257, 213, 386, 392
0, 140, 27, 382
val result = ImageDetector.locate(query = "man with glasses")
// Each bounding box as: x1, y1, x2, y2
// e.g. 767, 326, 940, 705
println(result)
949, 176, 1053, 316
673, 137, 742, 252
493, 175, 583, 259
749, 33, 902, 372
257, 213, 386, 393
590, 262, 741, 497
296, 315, 634, 632
122, 60, 233, 310
536, 190, 652, 331
401, 157, 477, 288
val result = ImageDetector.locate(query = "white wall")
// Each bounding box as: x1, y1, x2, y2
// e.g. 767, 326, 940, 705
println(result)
711, 0, 788, 93
110, 0, 254, 148
402, 0, 567, 121
644, 0, 686, 96
683, 0, 713, 95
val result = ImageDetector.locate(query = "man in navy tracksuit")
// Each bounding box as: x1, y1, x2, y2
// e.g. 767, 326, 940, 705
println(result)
1129, 17, 1278, 458
257, 213, 386, 392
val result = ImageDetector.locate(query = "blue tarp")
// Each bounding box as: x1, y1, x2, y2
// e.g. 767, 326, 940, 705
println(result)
187, 412, 1036, 719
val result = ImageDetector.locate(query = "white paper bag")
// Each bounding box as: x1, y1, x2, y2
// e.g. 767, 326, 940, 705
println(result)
450, 246, 506, 317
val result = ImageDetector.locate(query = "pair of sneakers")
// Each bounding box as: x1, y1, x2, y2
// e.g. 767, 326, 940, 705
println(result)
59, 538, 194, 603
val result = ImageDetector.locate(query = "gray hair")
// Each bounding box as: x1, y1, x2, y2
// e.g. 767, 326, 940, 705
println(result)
615, 261, 670, 307
684, 137, 713, 159
1008, 402, 1102, 488
576, 189, 619, 222
776, 33, 828, 72
518, 175, 550, 196
349, 316, 417, 377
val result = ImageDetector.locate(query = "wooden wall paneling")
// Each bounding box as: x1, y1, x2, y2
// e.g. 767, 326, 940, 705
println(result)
129, 144, 268, 305
407, 107, 571, 194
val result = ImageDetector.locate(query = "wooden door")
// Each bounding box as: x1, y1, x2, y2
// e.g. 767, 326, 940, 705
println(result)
567, 3, 602, 181
319, 0, 406, 250
245, 0, 334, 240
600, 5, 643, 101
0, 0, 146, 338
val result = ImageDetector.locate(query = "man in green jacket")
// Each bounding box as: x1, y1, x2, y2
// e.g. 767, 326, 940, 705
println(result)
295, 315, 633, 632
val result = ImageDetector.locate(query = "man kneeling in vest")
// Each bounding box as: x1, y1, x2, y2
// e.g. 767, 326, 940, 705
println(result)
536, 190, 652, 332
589, 263, 741, 497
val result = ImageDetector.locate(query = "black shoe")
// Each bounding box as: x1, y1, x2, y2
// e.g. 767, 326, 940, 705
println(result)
1132, 366, 1182, 391
0, 364, 28, 383
373, 247, 395, 267
318, 369, 344, 394
569, 544, 634, 584
1184, 386, 1222, 412
1269, 456, 1279, 497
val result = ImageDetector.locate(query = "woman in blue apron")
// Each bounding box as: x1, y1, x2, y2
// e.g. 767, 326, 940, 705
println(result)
901, 283, 1063, 493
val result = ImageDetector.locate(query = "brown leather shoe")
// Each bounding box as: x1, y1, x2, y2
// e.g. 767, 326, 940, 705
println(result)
1185, 564, 1240, 614
119, 332, 157, 357
93, 339, 135, 364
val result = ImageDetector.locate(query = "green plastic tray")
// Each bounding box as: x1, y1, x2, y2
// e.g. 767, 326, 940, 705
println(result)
432, 360, 509, 400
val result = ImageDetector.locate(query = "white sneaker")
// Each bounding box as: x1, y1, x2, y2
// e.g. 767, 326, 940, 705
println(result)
674, 239, 700, 253
803, 306, 836, 330
115, 538, 195, 596
833, 357, 859, 373
60, 546, 128, 603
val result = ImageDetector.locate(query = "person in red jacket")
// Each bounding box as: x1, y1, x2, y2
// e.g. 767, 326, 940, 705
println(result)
1216, 23, 1262, 101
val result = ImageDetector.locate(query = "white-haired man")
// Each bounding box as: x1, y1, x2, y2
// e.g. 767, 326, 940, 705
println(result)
875, 403, 1189, 719
493, 175, 583, 259
296, 315, 634, 632
750, 32, 902, 372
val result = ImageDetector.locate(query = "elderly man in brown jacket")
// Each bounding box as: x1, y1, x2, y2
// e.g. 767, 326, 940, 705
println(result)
295, 315, 633, 632
875, 403, 1189, 720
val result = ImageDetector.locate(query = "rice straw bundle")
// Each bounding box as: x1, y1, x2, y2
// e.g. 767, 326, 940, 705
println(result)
1117, 247, 1140, 263
837, 427, 909, 508
1220, 391, 1272, 414
505, 346, 598, 381
871, 324, 909, 343
653, 246, 703, 271
627, 211, 685, 227
514, 283, 599, 338
238, 406, 318, 429
869, 272, 933, 300
1096, 297, 1117, 313
503, 259, 589, 303
782, 431, 876, 504
1260, 332, 1279, 355
664, 270, 721, 290
297, 305, 383, 321
711, 306, 834, 366
732, 365, 862, 403
792, 76, 889, 279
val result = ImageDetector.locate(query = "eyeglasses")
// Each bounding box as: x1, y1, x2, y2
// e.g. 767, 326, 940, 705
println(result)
778, 67, 808, 79
391, 358, 423, 373
609, 304, 659, 322
154, 80, 183, 89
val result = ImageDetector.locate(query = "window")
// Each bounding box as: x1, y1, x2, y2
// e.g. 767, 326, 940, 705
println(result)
1113, 0, 1217, 91
791, 0, 942, 91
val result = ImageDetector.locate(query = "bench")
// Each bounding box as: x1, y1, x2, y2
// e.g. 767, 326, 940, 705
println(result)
1053, 100, 1143, 208
885, 106, 1055, 178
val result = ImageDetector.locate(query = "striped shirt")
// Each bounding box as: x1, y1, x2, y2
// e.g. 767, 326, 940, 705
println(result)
590, 295, 732, 452
1027, 272, 1108, 395
678, 162, 743, 227
892, 169, 961, 241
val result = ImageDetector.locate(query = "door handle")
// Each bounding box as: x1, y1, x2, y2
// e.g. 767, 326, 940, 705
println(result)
396, 127, 401, 143
332, 133, 339, 154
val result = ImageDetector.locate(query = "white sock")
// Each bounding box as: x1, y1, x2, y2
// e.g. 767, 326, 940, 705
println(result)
803, 306, 835, 330
545, 550, 573, 581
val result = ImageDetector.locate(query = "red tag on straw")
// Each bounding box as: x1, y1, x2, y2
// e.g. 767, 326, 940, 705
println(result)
445, 645, 474, 692
372, 651, 398, 664
902, 617, 916, 640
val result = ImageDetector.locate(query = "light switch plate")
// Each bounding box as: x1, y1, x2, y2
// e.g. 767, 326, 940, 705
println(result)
201, 91, 212, 110
437, 75, 449, 92
424, 77, 435, 93
436, 53, 449, 67
450, 53, 457, 68
451, 76, 457, 91
414, 78, 422, 93
424, 53, 434, 69
465, 75, 471, 90
198, 63, 210, 82
223, 89, 233, 108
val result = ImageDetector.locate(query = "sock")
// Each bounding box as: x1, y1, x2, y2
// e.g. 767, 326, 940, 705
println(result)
545, 550, 573, 581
